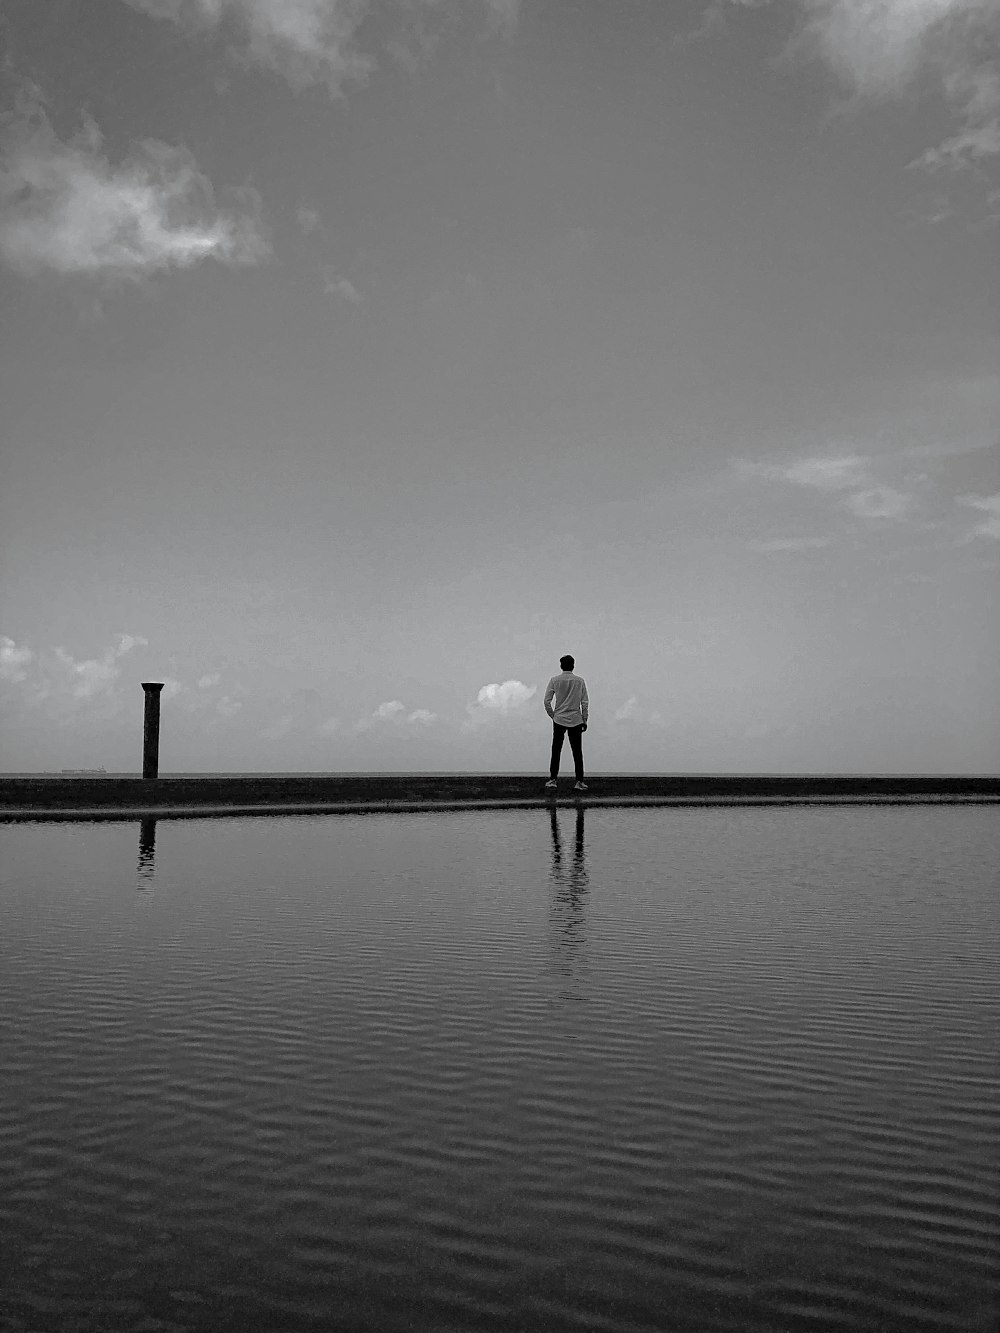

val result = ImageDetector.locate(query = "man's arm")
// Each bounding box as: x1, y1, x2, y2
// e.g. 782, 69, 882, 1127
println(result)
543, 678, 555, 719
581, 680, 589, 724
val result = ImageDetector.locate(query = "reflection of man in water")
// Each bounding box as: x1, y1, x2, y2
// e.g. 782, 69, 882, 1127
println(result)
549, 804, 588, 894
544, 655, 589, 790
548, 805, 589, 983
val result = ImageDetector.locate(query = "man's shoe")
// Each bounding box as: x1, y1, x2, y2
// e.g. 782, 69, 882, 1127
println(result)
545, 779, 558, 789
574, 781, 588, 791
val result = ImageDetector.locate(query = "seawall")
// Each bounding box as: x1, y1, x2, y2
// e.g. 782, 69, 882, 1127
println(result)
2, 773, 998, 821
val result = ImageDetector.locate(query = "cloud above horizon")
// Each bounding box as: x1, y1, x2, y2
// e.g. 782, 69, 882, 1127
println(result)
0, 86, 267, 279
463, 679, 536, 730
122, 0, 519, 94
957, 492, 1000, 539
354, 699, 438, 731
704, 0, 1000, 185
737, 450, 919, 525
0, 632, 149, 716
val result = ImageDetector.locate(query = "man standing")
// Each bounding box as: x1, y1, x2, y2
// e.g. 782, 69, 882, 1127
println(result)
544, 655, 589, 790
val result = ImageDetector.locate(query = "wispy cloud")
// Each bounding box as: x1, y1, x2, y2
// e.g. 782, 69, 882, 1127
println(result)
737, 449, 920, 531
0, 636, 34, 684
54, 634, 150, 701
957, 492, 1000, 539
613, 696, 667, 727
784, 1, 987, 97
354, 698, 436, 730
613, 695, 640, 723
0, 85, 267, 280
842, 486, 913, 519
296, 205, 324, 236
0, 632, 149, 713
737, 452, 870, 490
323, 268, 364, 303
699, 1, 1000, 210
123, 0, 519, 94
795, 0, 1000, 179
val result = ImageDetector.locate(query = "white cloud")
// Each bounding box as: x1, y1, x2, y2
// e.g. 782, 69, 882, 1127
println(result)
613, 695, 668, 727
957, 492, 1000, 539
374, 699, 405, 720
1, 632, 148, 715
296, 205, 323, 235
323, 270, 364, 303
318, 715, 341, 736
842, 485, 913, 519
352, 699, 436, 731
123, 0, 519, 93
789, 1, 1000, 172
0, 636, 34, 684
736, 453, 871, 490
115, 634, 149, 655
613, 695, 640, 722
54, 633, 149, 701
739, 451, 921, 525
0, 85, 268, 279
788, 0, 981, 97
161, 677, 183, 700
354, 698, 405, 730
783, 454, 871, 490
703, 0, 1000, 206
912, 117, 1000, 170
197, 672, 222, 689
463, 679, 536, 729
124, 0, 375, 92
215, 694, 243, 719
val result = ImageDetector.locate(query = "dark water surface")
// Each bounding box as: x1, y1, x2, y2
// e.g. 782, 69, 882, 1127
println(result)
2, 806, 997, 1333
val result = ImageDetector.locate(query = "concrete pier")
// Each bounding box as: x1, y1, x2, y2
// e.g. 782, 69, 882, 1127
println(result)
2, 773, 997, 821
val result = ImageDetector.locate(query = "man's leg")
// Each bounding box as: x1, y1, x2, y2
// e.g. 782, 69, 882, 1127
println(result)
550, 724, 566, 780
568, 725, 584, 781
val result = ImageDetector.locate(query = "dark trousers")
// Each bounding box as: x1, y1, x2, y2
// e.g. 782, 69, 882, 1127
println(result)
550, 723, 584, 780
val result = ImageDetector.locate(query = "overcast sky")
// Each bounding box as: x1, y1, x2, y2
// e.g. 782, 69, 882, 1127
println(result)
1, 0, 997, 774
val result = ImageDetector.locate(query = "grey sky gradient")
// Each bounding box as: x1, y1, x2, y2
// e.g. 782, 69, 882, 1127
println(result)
1, 0, 997, 773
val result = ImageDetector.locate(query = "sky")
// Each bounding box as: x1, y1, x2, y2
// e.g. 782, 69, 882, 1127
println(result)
1, 0, 998, 774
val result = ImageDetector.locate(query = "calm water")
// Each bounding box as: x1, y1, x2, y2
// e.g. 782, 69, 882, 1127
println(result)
1, 806, 997, 1333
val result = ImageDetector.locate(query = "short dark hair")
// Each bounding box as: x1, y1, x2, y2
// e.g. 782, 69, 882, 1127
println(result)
560, 655, 575, 671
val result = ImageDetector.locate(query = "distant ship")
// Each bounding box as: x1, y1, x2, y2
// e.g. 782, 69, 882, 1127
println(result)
60, 767, 108, 775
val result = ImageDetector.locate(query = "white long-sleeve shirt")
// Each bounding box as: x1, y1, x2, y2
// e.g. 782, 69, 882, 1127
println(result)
544, 672, 589, 727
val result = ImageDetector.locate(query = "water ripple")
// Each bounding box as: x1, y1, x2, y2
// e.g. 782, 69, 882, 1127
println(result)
1, 805, 997, 1332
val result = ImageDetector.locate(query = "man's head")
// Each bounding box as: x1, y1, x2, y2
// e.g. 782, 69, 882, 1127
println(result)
560, 655, 575, 672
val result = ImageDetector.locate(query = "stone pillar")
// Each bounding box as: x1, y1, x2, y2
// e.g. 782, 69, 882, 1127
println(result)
142, 683, 164, 780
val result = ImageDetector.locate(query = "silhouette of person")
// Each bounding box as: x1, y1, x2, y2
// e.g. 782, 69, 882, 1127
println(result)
544, 655, 589, 790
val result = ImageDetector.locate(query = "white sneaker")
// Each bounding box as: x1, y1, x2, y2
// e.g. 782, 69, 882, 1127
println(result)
574, 781, 588, 791
544, 779, 558, 789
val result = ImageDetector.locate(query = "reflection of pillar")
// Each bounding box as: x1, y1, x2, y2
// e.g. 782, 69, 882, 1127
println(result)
142, 683, 164, 779
138, 817, 156, 884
